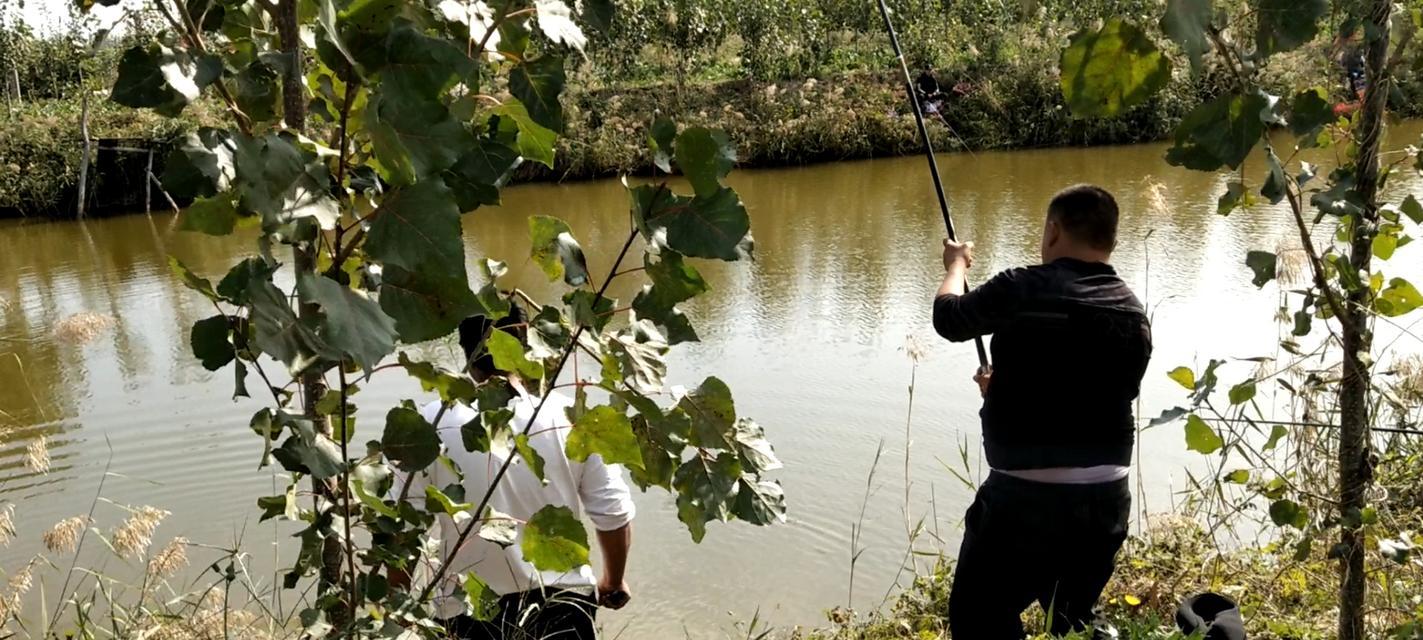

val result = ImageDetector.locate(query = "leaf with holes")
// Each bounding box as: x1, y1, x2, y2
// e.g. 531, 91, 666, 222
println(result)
679, 376, 736, 448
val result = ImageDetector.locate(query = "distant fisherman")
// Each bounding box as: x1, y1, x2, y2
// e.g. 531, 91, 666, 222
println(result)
933, 185, 1153, 638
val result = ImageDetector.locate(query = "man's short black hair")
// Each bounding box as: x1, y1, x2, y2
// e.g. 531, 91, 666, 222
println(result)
1047, 184, 1119, 251
458, 304, 527, 376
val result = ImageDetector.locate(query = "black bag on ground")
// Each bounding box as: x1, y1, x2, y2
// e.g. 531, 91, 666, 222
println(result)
1176, 592, 1246, 640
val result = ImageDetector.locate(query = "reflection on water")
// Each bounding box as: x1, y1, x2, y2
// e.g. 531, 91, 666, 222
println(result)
2, 123, 1422, 638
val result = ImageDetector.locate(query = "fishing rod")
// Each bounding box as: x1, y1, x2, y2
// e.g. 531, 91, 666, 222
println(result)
875, 0, 989, 368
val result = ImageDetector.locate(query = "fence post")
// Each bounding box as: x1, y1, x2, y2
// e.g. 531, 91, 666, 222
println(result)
75, 90, 92, 218
145, 149, 154, 215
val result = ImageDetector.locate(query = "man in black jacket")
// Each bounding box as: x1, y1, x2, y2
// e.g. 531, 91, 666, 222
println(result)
933, 184, 1152, 638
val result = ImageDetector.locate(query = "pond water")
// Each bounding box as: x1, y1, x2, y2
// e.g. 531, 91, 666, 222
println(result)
3, 122, 1422, 638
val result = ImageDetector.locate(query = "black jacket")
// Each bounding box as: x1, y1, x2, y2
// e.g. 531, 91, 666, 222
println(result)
933, 258, 1152, 469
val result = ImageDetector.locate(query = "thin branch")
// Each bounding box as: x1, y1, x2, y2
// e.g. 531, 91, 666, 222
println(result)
418, 228, 642, 602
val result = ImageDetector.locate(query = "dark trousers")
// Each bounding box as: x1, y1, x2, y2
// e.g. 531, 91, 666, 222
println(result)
949, 471, 1131, 639
443, 589, 597, 639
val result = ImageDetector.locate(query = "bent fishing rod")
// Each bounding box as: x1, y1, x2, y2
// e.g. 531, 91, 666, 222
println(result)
875, 0, 988, 367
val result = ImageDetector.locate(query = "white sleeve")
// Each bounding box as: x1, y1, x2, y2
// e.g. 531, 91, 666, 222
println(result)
578, 454, 636, 532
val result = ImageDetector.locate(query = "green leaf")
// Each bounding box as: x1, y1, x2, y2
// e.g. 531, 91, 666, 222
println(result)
231, 133, 338, 229
1376, 278, 1423, 317
1310, 168, 1366, 218
110, 43, 221, 116
191, 315, 235, 371
169, 255, 220, 302
1059, 18, 1171, 119
424, 484, 473, 516
381, 406, 440, 472
249, 280, 337, 372
494, 101, 557, 168
732, 476, 787, 525
580, 0, 613, 33
235, 60, 280, 124
477, 508, 519, 547
1184, 415, 1223, 454
180, 194, 242, 236
380, 267, 481, 343
509, 55, 566, 132
1217, 181, 1248, 216
444, 141, 523, 212
527, 305, 572, 360
564, 290, 615, 332
528, 216, 590, 287
634, 251, 708, 320
1289, 88, 1334, 139
673, 452, 740, 542
317, 0, 357, 69
1246, 251, 1278, 288
1167, 366, 1196, 390
298, 274, 398, 371
367, 89, 473, 185
566, 406, 642, 469
731, 418, 781, 473
366, 180, 465, 278
1401, 195, 1423, 225
272, 414, 345, 479
648, 117, 677, 173
514, 434, 546, 482
1264, 424, 1289, 451
629, 416, 678, 490
609, 322, 669, 395
1166, 93, 1267, 171
1223, 469, 1250, 484
533, 0, 586, 49
463, 573, 501, 622
1148, 406, 1189, 427
679, 376, 736, 448
1255, 0, 1325, 57
1374, 230, 1399, 260
163, 128, 236, 200
1228, 380, 1257, 405
376, 23, 474, 99
1261, 149, 1287, 205
399, 353, 478, 403
1269, 499, 1308, 529
521, 505, 589, 572
638, 186, 751, 261
352, 479, 399, 518
487, 329, 544, 380
1160, 0, 1211, 74
674, 127, 736, 197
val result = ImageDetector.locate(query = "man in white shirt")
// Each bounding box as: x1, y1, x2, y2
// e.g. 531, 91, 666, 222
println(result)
391, 307, 635, 639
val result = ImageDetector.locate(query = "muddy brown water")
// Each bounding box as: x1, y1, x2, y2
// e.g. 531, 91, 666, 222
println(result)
3, 123, 1422, 638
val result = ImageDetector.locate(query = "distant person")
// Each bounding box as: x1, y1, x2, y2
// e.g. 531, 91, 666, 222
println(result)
389, 305, 635, 639
1333, 30, 1367, 115
932, 185, 1152, 638
915, 68, 947, 115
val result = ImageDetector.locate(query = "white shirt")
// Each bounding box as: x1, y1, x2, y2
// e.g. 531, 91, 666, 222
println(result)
391, 391, 636, 619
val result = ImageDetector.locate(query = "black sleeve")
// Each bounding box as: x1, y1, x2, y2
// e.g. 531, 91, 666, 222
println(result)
933, 269, 1027, 342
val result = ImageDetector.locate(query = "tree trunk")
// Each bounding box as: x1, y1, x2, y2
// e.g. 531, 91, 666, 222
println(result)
275, 0, 344, 610
1338, 2, 1390, 639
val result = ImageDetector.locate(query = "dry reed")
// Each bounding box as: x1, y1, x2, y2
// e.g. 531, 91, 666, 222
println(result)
112, 506, 169, 558
52, 312, 115, 344
43, 515, 89, 553
146, 537, 190, 579
24, 435, 50, 474
0, 503, 14, 547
